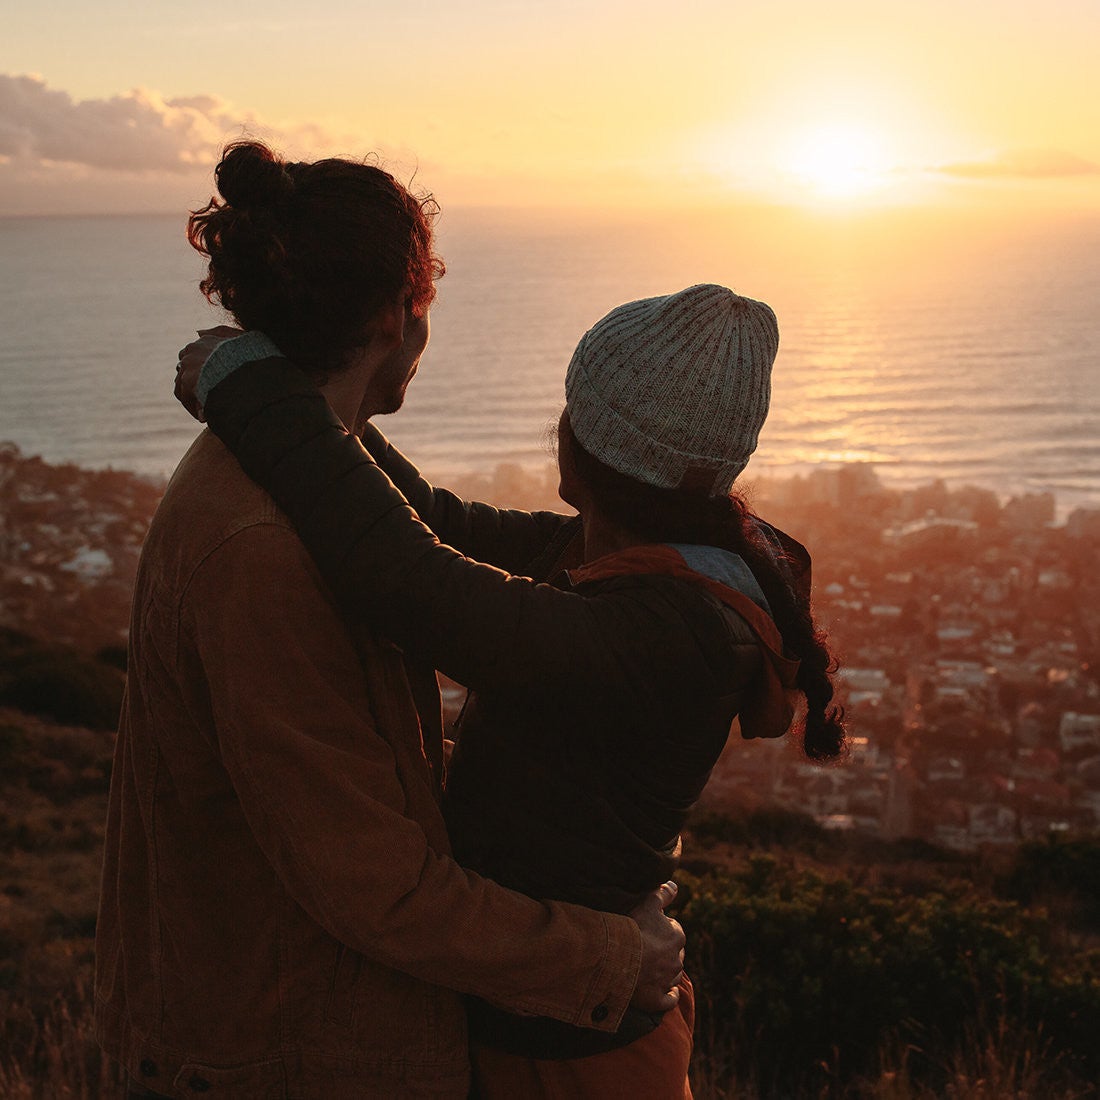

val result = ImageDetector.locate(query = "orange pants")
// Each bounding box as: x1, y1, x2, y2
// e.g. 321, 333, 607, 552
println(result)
470, 977, 694, 1100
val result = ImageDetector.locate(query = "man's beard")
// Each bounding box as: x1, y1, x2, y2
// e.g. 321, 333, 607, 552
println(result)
356, 390, 405, 434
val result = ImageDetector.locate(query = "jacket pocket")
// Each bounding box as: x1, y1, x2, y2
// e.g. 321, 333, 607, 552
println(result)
172, 1056, 285, 1097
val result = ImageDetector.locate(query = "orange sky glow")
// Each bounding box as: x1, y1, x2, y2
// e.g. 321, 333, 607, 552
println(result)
2, 0, 1098, 219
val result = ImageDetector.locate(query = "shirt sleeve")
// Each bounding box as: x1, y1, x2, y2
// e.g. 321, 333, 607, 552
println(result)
181, 519, 641, 1029
203, 361, 735, 708
358, 421, 573, 573
200, 336, 572, 573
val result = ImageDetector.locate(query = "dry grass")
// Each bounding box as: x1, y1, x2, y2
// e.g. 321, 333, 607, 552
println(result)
0, 979, 124, 1099
688, 1014, 1093, 1100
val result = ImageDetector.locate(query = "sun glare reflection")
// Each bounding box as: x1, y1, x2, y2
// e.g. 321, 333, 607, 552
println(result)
782, 123, 893, 200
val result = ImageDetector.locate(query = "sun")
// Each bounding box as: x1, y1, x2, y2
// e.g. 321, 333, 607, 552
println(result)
782, 123, 892, 200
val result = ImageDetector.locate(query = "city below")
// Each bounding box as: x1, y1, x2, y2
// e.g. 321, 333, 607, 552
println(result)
3, 444, 1098, 852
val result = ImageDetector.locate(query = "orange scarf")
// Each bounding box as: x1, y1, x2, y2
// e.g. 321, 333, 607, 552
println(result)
569, 544, 800, 740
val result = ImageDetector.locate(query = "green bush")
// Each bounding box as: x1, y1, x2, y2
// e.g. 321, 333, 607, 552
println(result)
0, 639, 124, 731
0, 724, 28, 765
678, 854, 1100, 1096
94, 644, 128, 672
1006, 835, 1100, 931
690, 807, 830, 853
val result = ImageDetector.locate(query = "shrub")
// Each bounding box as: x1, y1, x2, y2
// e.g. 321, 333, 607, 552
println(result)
0, 723, 28, 766
678, 854, 1100, 1096
94, 644, 128, 673
0, 648, 123, 731
1005, 835, 1100, 932
691, 808, 830, 853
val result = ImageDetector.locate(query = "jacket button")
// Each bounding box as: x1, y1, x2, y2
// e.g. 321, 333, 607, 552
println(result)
188, 1076, 212, 1092
139, 1058, 158, 1077
591, 1003, 610, 1023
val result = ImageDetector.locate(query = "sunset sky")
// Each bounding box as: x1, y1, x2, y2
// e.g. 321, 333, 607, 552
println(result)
3, 0, 1099, 217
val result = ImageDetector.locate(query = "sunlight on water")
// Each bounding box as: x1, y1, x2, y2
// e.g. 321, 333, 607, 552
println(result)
0, 207, 1097, 513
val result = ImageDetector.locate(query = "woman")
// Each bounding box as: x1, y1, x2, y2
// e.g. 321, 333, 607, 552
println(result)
181, 146, 844, 1099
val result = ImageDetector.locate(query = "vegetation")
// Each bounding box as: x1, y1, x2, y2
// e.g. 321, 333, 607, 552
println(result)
0, 630, 124, 732
3, 692, 1099, 1097
676, 847, 1100, 1097
1005, 836, 1100, 933
0, 633, 118, 1096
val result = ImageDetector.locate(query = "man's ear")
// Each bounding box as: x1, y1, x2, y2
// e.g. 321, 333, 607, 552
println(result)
374, 296, 407, 350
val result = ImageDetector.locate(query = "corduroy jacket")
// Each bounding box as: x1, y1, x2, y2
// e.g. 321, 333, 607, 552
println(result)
94, 431, 642, 1099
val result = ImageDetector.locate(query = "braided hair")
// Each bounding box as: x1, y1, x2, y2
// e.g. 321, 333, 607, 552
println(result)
561, 415, 845, 761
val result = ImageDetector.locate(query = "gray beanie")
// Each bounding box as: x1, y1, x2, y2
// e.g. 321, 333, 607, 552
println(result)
564, 284, 779, 497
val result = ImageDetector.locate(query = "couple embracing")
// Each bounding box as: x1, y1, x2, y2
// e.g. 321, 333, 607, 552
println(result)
95, 140, 843, 1099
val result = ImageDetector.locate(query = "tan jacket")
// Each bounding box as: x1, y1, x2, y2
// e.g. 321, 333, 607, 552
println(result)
95, 432, 641, 1099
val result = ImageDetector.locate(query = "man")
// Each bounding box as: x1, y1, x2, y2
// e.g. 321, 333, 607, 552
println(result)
96, 141, 683, 1100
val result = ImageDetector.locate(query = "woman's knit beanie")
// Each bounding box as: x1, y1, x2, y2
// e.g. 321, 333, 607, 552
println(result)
564, 284, 779, 497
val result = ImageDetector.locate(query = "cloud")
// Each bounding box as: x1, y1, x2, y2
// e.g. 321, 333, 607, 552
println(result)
936, 149, 1100, 180
0, 75, 431, 214
0, 73, 257, 173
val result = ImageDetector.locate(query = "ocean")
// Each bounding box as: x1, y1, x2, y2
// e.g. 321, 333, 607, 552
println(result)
1, 208, 1098, 516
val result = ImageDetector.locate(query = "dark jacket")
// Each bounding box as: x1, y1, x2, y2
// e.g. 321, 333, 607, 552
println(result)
203, 360, 801, 1057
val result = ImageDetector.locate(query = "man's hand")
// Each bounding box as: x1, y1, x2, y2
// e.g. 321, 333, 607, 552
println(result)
628, 881, 686, 1013
174, 325, 243, 422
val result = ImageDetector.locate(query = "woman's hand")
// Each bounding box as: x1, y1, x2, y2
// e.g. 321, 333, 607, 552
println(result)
174, 325, 243, 422
627, 880, 686, 1014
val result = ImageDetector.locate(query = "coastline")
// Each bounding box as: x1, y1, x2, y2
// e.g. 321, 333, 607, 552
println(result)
6, 438, 1094, 526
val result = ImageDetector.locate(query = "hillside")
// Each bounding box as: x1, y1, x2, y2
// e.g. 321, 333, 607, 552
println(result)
0, 706, 118, 1097
3, 702, 1099, 1097
2, 445, 1100, 1096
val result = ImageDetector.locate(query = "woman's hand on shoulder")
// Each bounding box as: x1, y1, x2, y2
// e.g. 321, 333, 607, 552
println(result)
174, 325, 243, 422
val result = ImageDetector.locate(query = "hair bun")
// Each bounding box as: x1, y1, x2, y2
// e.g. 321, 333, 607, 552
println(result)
215, 140, 294, 211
